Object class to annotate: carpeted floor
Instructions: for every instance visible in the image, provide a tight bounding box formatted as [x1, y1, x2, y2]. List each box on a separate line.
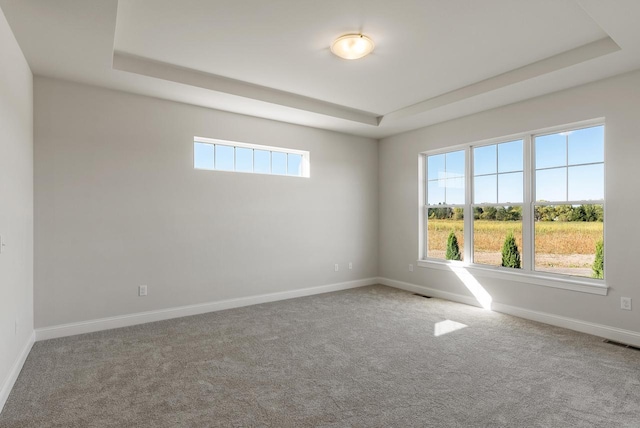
[1, 285, 639, 427]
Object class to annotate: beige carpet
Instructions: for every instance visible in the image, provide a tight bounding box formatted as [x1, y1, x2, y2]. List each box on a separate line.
[1, 285, 639, 427]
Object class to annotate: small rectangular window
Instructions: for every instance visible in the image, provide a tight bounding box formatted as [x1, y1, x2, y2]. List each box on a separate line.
[194, 137, 309, 177]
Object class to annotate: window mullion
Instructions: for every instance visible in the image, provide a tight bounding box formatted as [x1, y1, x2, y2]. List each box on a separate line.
[522, 135, 534, 271]
[565, 134, 569, 201]
[419, 155, 427, 260]
[495, 147, 499, 203]
[465, 146, 473, 263]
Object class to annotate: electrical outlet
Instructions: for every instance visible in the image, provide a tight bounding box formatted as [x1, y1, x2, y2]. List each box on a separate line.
[139, 285, 148, 297]
[334, 264, 339, 272]
[409, 264, 414, 272]
[349, 262, 353, 270]
[621, 297, 632, 311]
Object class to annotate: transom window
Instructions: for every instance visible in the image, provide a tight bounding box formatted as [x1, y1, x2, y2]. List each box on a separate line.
[194, 136, 310, 177]
[421, 121, 604, 282]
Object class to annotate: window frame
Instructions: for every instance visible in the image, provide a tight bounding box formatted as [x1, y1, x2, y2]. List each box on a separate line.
[194, 136, 310, 178]
[418, 118, 607, 296]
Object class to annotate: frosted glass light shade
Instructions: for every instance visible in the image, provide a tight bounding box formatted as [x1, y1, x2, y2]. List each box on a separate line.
[331, 34, 374, 60]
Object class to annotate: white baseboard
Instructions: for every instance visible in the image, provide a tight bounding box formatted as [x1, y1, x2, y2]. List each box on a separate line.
[378, 277, 482, 308]
[491, 302, 640, 348]
[378, 277, 640, 348]
[0, 331, 35, 414]
[36, 278, 378, 341]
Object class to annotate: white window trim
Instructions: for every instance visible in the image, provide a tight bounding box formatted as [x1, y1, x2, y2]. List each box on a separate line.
[418, 118, 607, 296]
[194, 136, 310, 178]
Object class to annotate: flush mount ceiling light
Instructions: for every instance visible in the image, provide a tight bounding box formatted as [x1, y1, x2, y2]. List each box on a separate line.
[331, 34, 375, 60]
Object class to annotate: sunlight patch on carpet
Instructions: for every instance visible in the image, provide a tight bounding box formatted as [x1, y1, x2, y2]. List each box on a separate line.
[434, 319, 468, 337]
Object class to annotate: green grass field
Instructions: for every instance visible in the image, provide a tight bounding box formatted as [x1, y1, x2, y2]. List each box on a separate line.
[427, 219, 603, 275]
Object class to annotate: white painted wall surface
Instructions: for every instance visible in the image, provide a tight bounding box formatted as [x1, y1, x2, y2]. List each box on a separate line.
[379, 70, 640, 333]
[0, 5, 33, 410]
[34, 78, 378, 328]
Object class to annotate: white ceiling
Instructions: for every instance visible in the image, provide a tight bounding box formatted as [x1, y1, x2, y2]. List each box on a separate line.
[2, 0, 640, 138]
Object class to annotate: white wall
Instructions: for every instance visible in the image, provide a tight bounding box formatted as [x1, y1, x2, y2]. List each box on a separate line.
[0, 5, 33, 411]
[379, 70, 640, 334]
[34, 77, 378, 329]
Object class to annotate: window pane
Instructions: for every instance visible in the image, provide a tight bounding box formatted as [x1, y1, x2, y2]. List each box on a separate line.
[445, 177, 465, 205]
[445, 150, 465, 178]
[474, 175, 496, 204]
[534, 204, 603, 278]
[272, 152, 287, 175]
[287, 153, 302, 176]
[427, 208, 464, 261]
[535, 133, 566, 169]
[568, 164, 604, 201]
[474, 145, 496, 176]
[427, 180, 445, 205]
[194, 142, 214, 169]
[568, 126, 604, 166]
[427, 154, 445, 180]
[498, 140, 523, 173]
[473, 206, 522, 268]
[536, 168, 566, 202]
[498, 172, 523, 204]
[254, 150, 270, 174]
[215, 145, 234, 171]
[235, 147, 253, 173]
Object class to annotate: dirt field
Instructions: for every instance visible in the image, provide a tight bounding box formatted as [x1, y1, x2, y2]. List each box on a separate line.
[427, 219, 602, 278]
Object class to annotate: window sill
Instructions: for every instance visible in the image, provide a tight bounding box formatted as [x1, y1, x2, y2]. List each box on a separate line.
[416, 259, 608, 296]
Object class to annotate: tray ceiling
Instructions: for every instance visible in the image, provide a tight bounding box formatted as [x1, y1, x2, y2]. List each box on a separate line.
[2, 0, 640, 138]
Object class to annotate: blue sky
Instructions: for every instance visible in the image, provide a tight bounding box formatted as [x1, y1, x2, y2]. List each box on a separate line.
[535, 125, 604, 201]
[427, 125, 604, 205]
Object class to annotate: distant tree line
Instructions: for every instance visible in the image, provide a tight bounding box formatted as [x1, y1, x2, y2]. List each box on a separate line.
[533, 204, 603, 222]
[474, 206, 522, 221]
[429, 204, 603, 222]
[429, 207, 464, 220]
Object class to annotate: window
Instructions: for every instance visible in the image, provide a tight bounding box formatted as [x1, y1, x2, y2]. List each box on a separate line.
[533, 126, 604, 277]
[193, 136, 310, 177]
[421, 121, 604, 285]
[425, 150, 465, 260]
[473, 140, 523, 268]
